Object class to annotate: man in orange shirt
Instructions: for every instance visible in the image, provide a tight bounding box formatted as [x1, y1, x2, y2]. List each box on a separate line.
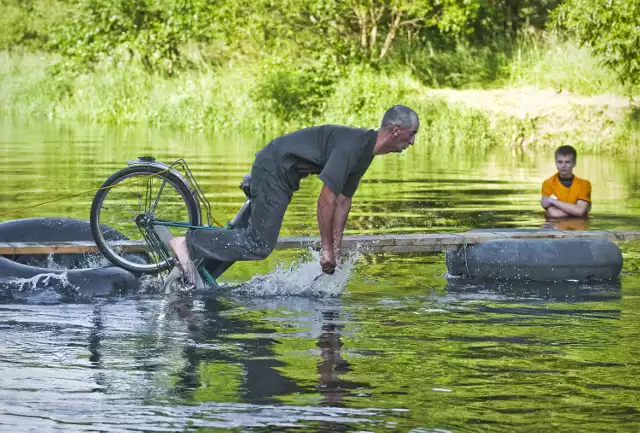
[541, 145, 591, 218]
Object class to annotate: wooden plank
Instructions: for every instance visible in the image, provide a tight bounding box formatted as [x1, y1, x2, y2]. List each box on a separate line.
[1, 230, 640, 255]
[0, 240, 148, 255]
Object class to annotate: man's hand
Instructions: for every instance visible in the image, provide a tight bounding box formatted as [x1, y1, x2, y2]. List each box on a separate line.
[321, 249, 336, 274]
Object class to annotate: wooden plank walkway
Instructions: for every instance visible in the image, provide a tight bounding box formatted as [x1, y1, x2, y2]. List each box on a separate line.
[1, 230, 639, 256]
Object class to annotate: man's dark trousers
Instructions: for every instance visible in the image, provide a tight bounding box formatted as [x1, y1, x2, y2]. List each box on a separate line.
[185, 158, 292, 272]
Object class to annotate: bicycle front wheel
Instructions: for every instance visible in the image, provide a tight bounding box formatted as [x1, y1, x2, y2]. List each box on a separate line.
[90, 165, 201, 274]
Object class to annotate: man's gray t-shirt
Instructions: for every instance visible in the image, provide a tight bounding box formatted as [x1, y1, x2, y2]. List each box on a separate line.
[255, 125, 377, 197]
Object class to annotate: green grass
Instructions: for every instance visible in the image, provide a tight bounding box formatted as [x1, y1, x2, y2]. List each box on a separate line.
[613, 108, 640, 153]
[505, 35, 626, 96]
[0, 37, 637, 154]
[395, 34, 628, 97]
[0, 52, 516, 152]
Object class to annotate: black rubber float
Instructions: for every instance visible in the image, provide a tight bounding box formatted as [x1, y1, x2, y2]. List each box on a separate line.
[0, 218, 149, 302]
[446, 229, 623, 282]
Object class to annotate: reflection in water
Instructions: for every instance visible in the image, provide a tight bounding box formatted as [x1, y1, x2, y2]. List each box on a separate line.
[88, 303, 103, 367]
[1, 116, 639, 237]
[186, 296, 303, 404]
[541, 217, 591, 231]
[0, 266, 638, 431]
[446, 278, 622, 303]
[316, 307, 357, 407]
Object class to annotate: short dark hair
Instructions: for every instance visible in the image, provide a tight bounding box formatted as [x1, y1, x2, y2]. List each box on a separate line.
[555, 145, 577, 160]
[381, 105, 418, 129]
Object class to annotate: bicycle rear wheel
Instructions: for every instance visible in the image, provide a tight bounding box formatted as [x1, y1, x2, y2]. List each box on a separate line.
[90, 165, 201, 274]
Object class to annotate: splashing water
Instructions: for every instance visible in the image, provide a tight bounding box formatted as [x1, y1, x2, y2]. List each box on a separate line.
[228, 247, 362, 298]
[137, 274, 163, 294]
[0, 272, 79, 303]
[1, 247, 363, 302]
[44, 253, 66, 270]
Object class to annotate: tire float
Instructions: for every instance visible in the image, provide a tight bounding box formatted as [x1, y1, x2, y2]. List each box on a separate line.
[0, 218, 150, 302]
[446, 229, 623, 282]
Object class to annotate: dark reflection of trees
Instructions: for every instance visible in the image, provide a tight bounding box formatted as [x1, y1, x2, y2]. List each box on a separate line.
[620, 108, 640, 195]
[346, 180, 543, 233]
[171, 296, 304, 404]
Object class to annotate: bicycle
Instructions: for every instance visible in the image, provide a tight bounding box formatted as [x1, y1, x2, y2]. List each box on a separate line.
[90, 156, 252, 290]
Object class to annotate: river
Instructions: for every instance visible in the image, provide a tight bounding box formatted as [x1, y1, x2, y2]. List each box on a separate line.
[1, 118, 639, 432]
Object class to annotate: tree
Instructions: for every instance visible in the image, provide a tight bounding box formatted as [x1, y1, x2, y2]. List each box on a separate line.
[0, 0, 66, 51]
[49, 0, 223, 73]
[291, 0, 484, 61]
[554, 0, 640, 96]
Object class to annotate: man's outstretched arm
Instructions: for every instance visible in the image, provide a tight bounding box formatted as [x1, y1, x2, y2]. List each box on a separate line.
[332, 194, 352, 260]
[317, 184, 338, 274]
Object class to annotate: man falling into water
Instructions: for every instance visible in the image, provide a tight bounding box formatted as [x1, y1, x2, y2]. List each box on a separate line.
[169, 105, 420, 284]
[541, 145, 591, 219]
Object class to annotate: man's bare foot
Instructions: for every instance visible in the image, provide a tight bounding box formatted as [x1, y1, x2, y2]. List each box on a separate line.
[168, 237, 197, 285]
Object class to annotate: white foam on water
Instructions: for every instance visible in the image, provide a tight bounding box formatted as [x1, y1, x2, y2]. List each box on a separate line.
[1, 272, 80, 304]
[10, 272, 73, 292]
[228, 247, 362, 298]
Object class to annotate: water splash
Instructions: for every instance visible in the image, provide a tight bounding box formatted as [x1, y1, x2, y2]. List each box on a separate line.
[79, 252, 116, 269]
[44, 253, 66, 270]
[137, 273, 163, 294]
[228, 247, 362, 298]
[14, 252, 112, 270]
[9, 272, 73, 291]
[0, 272, 79, 303]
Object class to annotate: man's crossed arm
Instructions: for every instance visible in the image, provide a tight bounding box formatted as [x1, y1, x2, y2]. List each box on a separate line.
[541, 196, 590, 218]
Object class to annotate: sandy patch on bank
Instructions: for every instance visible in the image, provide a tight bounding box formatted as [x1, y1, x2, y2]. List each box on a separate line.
[425, 86, 631, 119]
[425, 86, 637, 149]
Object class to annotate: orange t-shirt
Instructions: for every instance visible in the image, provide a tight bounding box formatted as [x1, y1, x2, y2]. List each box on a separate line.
[541, 173, 591, 204]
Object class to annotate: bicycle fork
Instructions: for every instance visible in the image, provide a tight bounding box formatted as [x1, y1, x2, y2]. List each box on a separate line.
[135, 215, 218, 289]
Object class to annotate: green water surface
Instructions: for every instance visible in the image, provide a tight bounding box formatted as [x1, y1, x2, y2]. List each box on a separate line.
[0, 118, 639, 432]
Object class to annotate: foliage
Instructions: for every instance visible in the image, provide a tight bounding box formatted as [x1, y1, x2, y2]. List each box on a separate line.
[252, 57, 340, 125]
[1, 0, 576, 73]
[472, 0, 563, 40]
[1, 0, 638, 155]
[297, 0, 480, 61]
[554, 0, 640, 95]
[393, 41, 510, 88]
[505, 35, 624, 95]
[3, 51, 636, 155]
[322, 64, 419, 126]
[48, 0, 228, 73]
[0, 0, 65, 51]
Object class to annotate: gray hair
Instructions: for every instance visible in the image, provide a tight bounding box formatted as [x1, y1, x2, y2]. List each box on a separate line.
[380, 105, 418, 129]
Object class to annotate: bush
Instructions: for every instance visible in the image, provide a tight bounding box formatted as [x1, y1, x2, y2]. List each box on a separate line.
[322, 65, 419, 126]
[252, 58, 339, 125]
[554, 0, 640, 95]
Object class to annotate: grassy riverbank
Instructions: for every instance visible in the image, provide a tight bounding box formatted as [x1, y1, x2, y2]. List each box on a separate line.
[1, 38, 638, 154]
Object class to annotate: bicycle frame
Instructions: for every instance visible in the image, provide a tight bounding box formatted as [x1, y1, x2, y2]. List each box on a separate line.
[126, 156, 251, 288]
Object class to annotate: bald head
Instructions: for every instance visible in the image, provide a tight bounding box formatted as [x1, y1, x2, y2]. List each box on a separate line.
[380, 105, 419, 130]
